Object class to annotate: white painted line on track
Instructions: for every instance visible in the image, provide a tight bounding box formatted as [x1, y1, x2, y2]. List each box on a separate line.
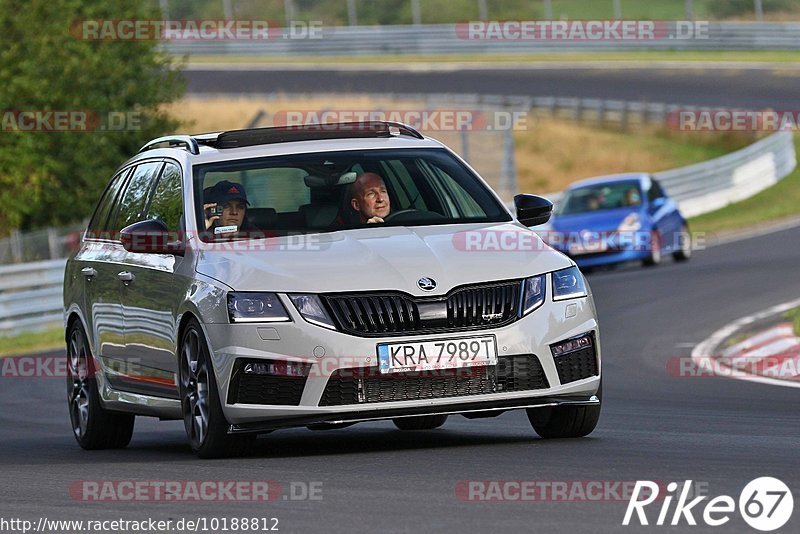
[692, 298, 800, 389]
[721, 324, 796, 357]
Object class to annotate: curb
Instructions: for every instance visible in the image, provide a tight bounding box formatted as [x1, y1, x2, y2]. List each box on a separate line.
[691, 298, 800, 388]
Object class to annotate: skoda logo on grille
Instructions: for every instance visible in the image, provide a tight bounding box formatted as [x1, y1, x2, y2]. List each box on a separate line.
[417, 277, 437, 291]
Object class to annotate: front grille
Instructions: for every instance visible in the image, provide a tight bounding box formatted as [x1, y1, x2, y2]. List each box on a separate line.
[227, 359, 308, 406]
[554, 346, 599, 384]
[319, 354, 548, 406]
[323, 280, 523, 337]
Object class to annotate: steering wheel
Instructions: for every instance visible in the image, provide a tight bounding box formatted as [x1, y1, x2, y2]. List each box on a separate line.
[382, 209, 417, 222]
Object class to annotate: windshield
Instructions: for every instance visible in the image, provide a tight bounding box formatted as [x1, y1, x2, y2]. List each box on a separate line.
[193, 148, 511, 240]
[557, 180, 642, 216]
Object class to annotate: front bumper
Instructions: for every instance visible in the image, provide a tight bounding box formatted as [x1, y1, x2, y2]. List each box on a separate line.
[201, 288, 601, 427]
[569, 248, 650, 268]
[548, 229, 653, 268]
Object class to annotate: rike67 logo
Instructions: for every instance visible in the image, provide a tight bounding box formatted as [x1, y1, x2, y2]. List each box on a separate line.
[623, 478, 793, 531]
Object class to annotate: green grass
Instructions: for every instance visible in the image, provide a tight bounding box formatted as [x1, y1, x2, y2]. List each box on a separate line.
[185, 50, 800, 65]
[0, 327, 64, 358]
[689, 134, 800, 235]
[787, 307, 800, 336]
[514, 118, 754, 193]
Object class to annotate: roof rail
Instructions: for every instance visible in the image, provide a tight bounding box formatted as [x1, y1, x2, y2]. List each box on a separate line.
[382, 121, 424, 139]
[208, 121, 424, 149]
[139, 135, 200, 155]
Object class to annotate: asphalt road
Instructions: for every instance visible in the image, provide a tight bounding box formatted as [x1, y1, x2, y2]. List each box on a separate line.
[184, 66, 800, 108]
[2, 226, 799, 533]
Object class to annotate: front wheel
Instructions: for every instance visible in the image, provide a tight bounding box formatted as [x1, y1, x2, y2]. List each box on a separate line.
[642, 230, 662, 267]
[393, 415, 448, 430]
[527, 382, 601, 439]
[179, 319, 252, 458]
[672, 224, 692, 262]
[66, 321, 134, 450]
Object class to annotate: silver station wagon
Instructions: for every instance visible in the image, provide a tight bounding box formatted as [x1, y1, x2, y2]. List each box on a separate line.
[63, 122, 602, 458]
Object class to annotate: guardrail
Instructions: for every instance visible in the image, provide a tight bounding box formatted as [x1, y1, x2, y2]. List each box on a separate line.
[165, 22, 800, 56]
[540, 131, 796, 217]
[0, 224, 83, 265]
[0, 259, 65, 336]
[656, 131, 796, 218]
[1, 98, 795, 337]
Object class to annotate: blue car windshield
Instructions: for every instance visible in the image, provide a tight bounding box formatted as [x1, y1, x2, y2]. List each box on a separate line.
[557, 181, 642, 215]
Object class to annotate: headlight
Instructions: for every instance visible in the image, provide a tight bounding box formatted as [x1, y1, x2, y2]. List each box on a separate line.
[227, 292, 291, 323]
[618, 212, 641, 232]
[552, 266, 588, 301]
[520, 275, 546, 316]
[289, 294, 336, 330]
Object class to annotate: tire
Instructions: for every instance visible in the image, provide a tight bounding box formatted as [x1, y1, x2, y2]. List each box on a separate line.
[66, 321, 135, 450]
[179, 319, 252, 458]
[392, 414, 448, 430]
[672, 224, 692, 262]
[642, 230, 662, 267]
[527, 382, 601, 439]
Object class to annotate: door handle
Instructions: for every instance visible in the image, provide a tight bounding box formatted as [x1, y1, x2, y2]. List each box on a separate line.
[117, 271, 135, 283]
[80, 267, 97, 279]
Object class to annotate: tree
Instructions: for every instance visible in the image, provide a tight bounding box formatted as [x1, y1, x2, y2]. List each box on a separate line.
[0, 0, 184, 233]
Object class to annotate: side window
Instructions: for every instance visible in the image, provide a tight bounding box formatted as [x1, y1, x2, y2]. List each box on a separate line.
[88, 167, 131, 238]
[648, 179, 665, 203]
[146, 162, 183, 231]
[111, 161, 163, 232]
[202, 168, 309, 212]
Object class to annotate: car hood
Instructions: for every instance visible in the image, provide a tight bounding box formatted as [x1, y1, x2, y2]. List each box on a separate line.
[551, 207, 643, 233]
[195, 222, 572, 296]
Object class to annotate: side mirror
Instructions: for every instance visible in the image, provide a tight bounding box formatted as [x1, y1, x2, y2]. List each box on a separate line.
[120, 219, 185, 255]
[514, 194, 553, 227]
[650, 197, 666, 210]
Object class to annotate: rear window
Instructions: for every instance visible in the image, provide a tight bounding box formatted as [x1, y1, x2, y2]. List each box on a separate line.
[193, 148, 510, 240]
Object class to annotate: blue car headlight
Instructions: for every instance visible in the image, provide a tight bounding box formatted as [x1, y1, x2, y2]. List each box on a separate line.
[520, 275, 546, 316]
[552, 266, 588, 301]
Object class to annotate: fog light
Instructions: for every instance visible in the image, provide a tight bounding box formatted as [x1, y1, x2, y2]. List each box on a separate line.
[242, 361, 311, 378]
[551, 333, 593, 357]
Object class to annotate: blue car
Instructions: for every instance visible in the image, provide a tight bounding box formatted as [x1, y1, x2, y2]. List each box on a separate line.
[546, 173, 691, 269]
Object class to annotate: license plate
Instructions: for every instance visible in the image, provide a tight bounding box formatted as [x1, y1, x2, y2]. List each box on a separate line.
[377, 335, 497, 374]
[569, 240, 608, 256]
